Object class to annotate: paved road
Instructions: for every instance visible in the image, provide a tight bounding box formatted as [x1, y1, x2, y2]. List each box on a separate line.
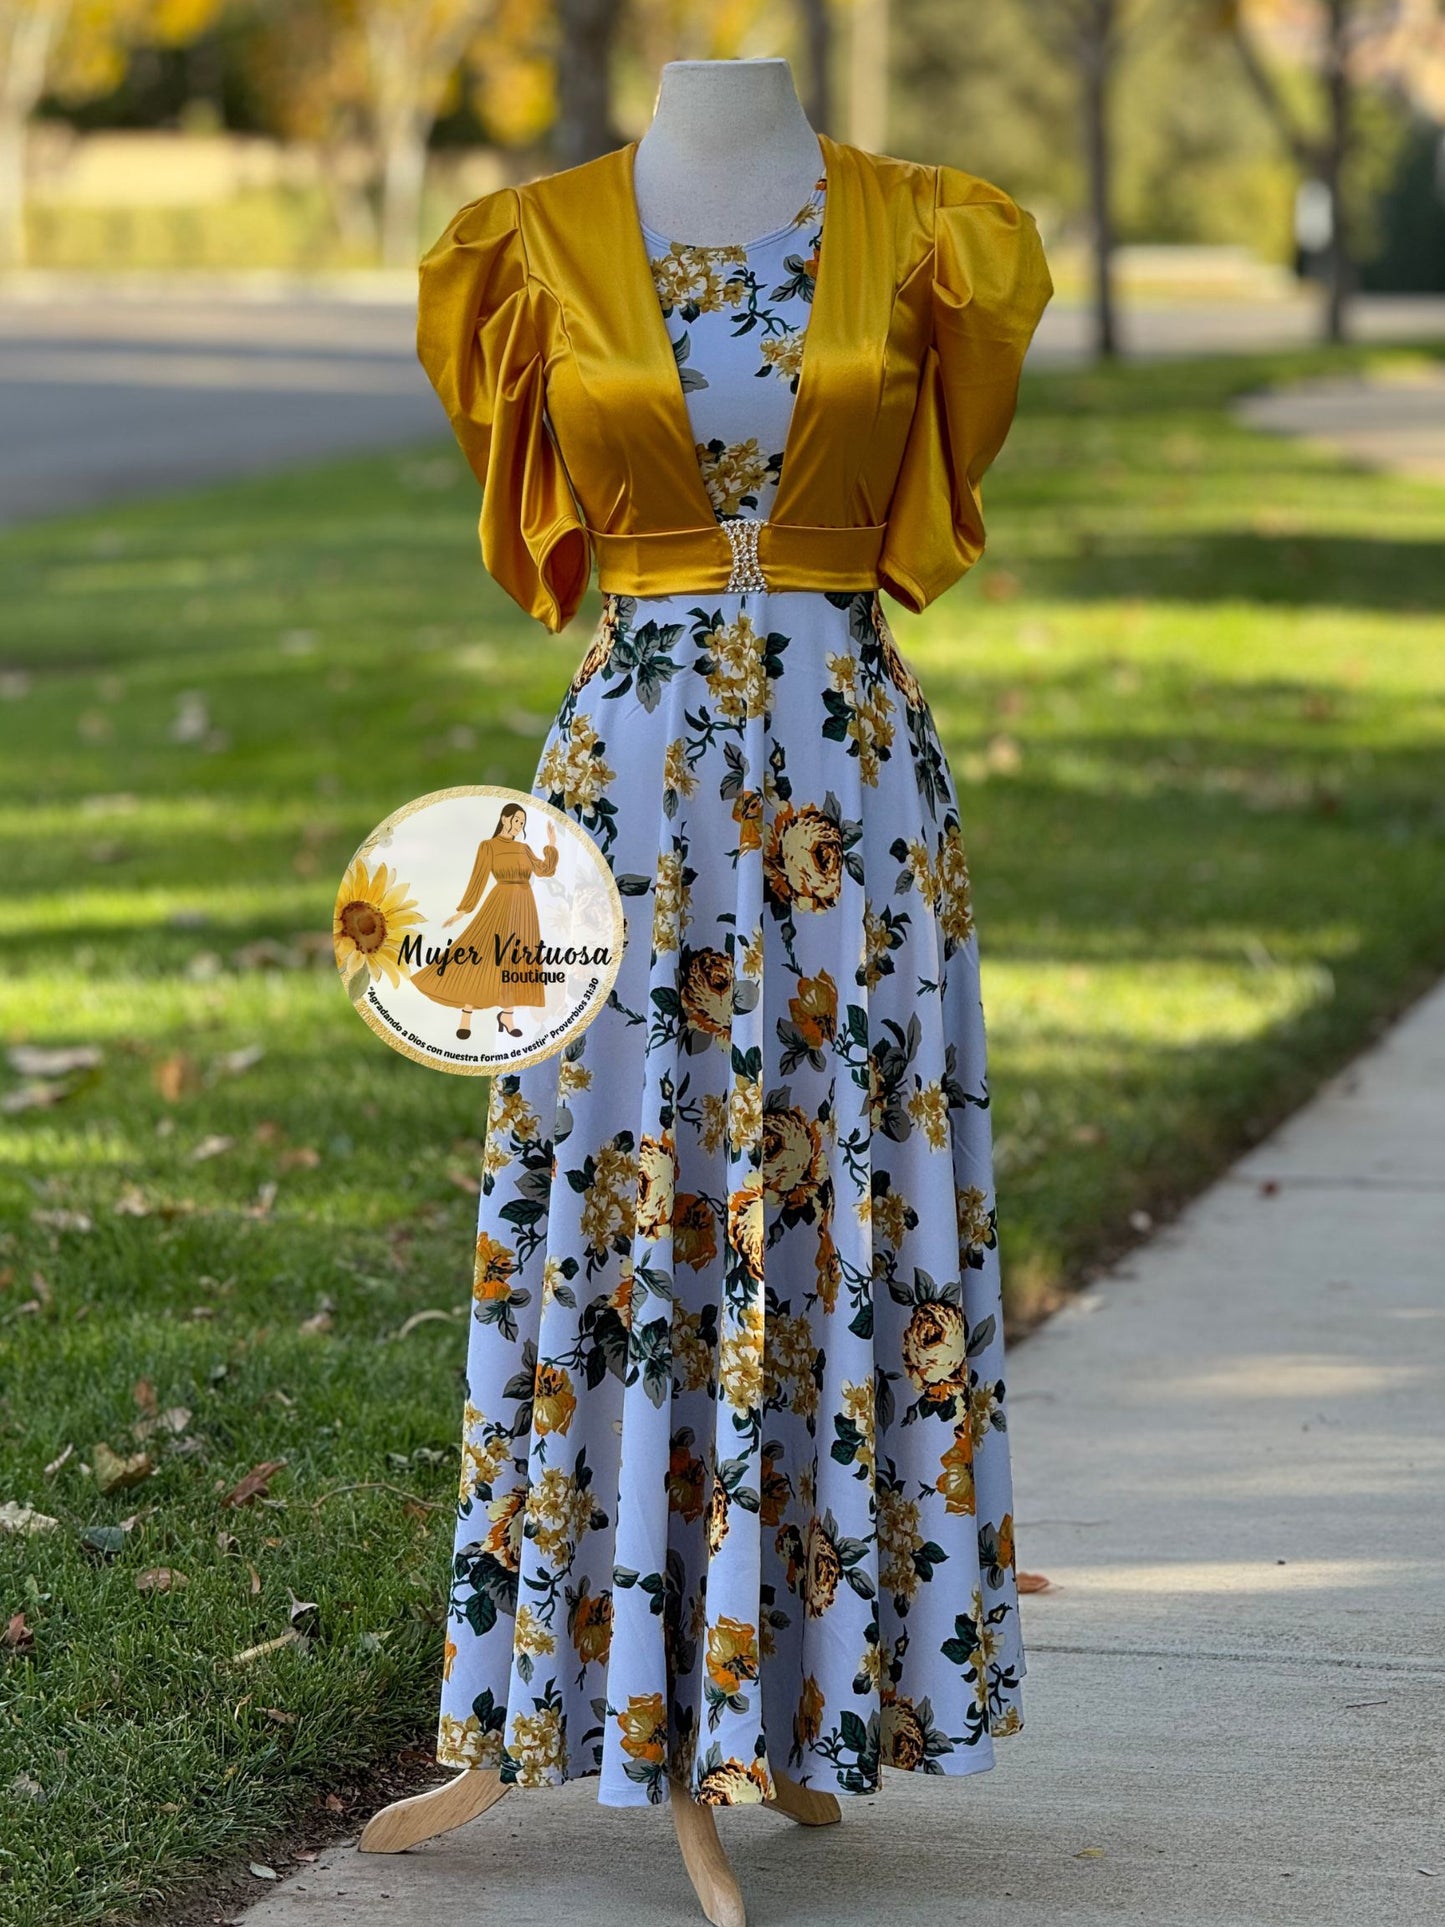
[218, 977, 1445, 1925]
[0, 292, 437, 526]
[1, 285, 1442, 527]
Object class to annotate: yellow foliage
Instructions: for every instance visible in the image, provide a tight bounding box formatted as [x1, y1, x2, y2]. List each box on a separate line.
[474, 48, 554, 145]
[44, 0, 225, 102]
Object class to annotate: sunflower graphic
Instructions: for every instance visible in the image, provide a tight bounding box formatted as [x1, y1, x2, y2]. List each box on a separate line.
[334, 855, 425, 998]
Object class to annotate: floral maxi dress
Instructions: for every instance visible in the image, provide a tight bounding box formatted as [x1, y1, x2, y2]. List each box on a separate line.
[435, 167, 1027, 1806]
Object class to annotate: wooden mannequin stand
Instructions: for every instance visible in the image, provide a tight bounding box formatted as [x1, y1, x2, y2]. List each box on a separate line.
[358, 1764, 841, 1927]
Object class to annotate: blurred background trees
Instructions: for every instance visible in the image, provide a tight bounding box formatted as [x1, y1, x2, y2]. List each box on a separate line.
[1, 0, 1442, 339]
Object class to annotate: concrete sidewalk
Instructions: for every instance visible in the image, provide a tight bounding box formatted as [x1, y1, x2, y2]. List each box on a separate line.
[224, 978, 1445, 1927]
[1235, 363, 1445, 484]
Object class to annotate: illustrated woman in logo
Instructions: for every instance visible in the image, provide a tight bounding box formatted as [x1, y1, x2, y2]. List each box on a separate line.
[409, 802, 559, 1041]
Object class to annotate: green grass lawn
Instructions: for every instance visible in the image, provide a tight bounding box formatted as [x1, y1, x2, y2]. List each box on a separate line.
[2, 337, 1444, 1925]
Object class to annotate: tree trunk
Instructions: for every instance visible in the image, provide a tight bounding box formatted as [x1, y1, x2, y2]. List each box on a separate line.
[848, 0, 889, 153]
[0, 103, 26, 273]
[798, 0, 832, 132]
[555, 0, 622, 170]
[0, 0, 67, 273]
[378, 114, 428, 268]
[1321, 0, 1353, 344]
[1081, 0, 1118, 361]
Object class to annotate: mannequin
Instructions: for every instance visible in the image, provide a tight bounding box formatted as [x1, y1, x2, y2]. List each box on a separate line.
[364, 59, 844, 1927]
[630, 57, 823, 249]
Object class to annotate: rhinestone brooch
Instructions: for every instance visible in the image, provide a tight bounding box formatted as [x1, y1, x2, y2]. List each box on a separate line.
[722, 516, 768, 593]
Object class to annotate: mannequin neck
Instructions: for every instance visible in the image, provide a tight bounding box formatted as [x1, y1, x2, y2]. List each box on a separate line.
[632, 58, 822, 248]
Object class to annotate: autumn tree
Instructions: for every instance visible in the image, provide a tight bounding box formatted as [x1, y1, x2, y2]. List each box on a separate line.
[1228, 0, 1445, 339]
[1018, 0, 1197, 358]
[0, 0, 220, 269]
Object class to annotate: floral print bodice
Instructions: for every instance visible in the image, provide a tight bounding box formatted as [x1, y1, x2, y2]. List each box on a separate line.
[642, 172, 826, 525]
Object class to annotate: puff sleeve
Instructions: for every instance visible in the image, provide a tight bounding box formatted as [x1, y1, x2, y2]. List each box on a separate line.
[416, 188, 591, 633]
[877, 165, 1053, 615]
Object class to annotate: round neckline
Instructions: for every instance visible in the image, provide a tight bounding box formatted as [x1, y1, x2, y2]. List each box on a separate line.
[640, 180, 826, 254]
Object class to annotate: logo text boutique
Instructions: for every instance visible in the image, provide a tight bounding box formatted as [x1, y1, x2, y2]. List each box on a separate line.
[395, 928, 614, 990]
[333, 785, 626, 1077]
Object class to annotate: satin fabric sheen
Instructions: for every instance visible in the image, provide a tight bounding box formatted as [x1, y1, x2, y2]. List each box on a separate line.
[416, 131, 1053, 633]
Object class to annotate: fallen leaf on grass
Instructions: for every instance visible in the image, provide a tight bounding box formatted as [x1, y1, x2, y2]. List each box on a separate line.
[91, 1442, 155, 1495]
[980, 568, 1021, 602]
[190, 1134, 234, 1162]
[392, 1308, 462, 1341]
[386, 1447, 451, 1471]
[228, 1629, 304, 1667]
[247, 1181, 279, 1219]
[4, 1611, 35, 1654]
[80, 1525, 127, 1557]
[232, 939, 288, 970]
[213, 1045, 265, 1077]
[262, 1707, 297, 1726]
[277, 1145, 321, 1172]
[8, 1044, 103, 1077]
[248, 1564, 261, 1596]
[135, 1567, 187, 1593]
[221, 1460, 288, 1507]
[32, 1209, 93, 1234]
[114, 1186, 153, 1217]
[153, 1053, 202, 1101]
[248, 1863, 278, 1881]
[287, 1590, 320, 1639]
[170, 691, 210, 744]
[298, 1294, 335, 1334]
[132, 1406, 192, 1442]
[134, 1377, 157, 1416]
[1, 1081, 74, 1114]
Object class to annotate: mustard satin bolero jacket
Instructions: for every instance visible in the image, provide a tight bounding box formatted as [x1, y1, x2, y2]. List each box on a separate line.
[416, 130, 1054, 634]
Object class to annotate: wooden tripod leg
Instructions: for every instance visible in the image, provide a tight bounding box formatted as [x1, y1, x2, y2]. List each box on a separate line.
[763, 1765, 841, 1827]
[669, 1777, 747, 1927]
[357, 1767, 509, 1853]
